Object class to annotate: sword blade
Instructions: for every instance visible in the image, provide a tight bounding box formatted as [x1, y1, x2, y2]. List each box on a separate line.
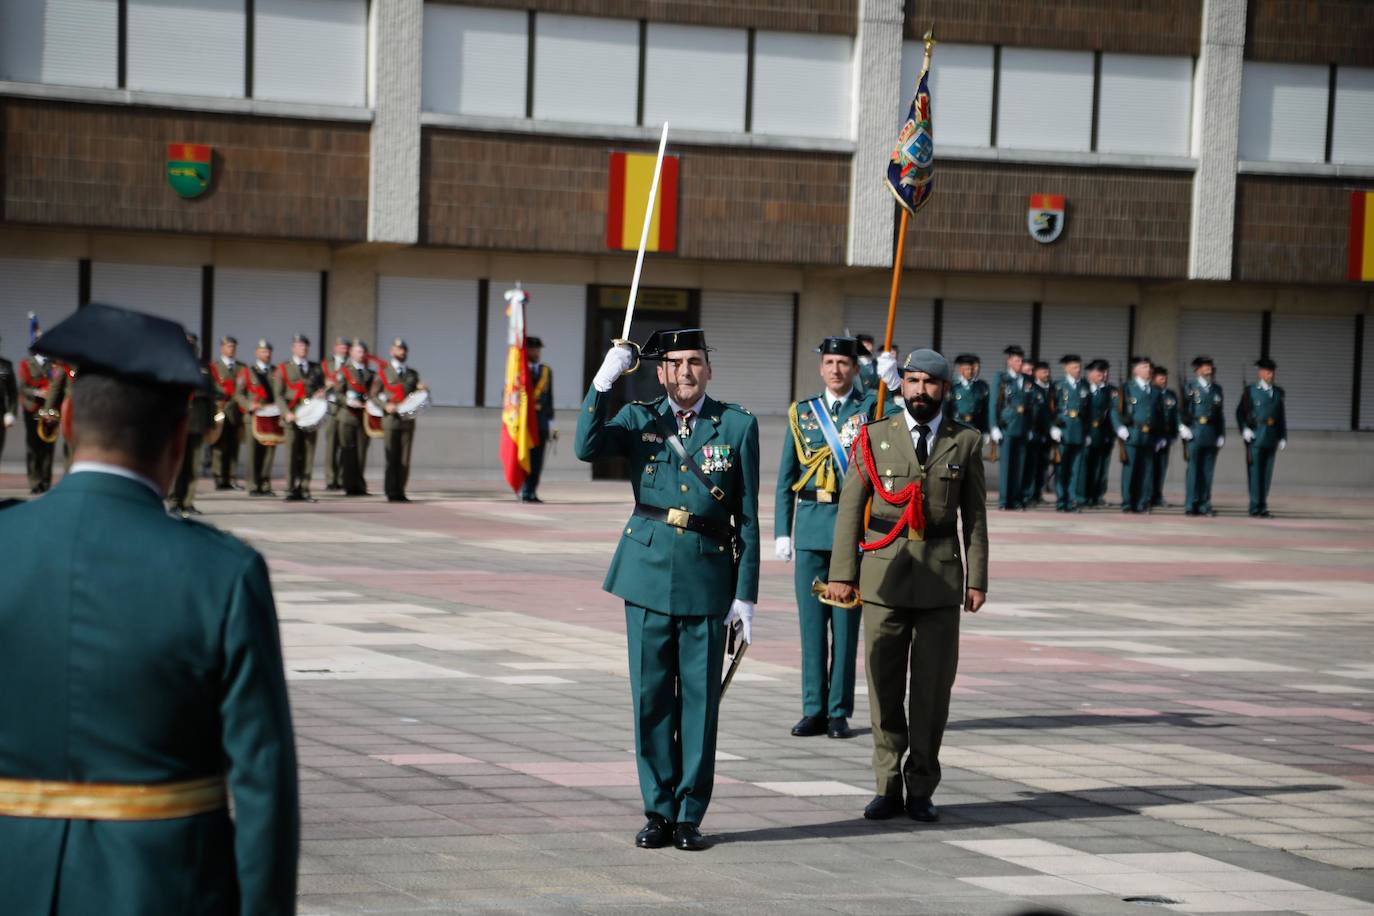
[621, 122, 670, 342]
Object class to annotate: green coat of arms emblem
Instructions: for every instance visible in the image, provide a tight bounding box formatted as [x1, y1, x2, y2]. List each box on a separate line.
[166, 143, 212, 198]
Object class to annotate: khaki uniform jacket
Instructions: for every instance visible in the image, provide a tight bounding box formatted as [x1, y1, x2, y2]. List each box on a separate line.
[830, 414, 989, 609]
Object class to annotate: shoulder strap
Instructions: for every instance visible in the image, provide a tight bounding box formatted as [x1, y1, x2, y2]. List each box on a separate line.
[655, 411, 725, 502]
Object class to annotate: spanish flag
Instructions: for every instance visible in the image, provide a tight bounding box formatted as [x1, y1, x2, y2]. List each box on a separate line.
[499, 287, 540, 493]
[606, 152, 678, 252]
[1350, 191, 1374, 282]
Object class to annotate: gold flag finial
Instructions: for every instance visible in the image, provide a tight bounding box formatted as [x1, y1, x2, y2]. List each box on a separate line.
[922, 27, 937, 70]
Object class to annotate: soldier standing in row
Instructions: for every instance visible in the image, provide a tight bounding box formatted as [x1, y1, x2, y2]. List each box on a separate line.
[19, 336, 55, 494]
[1180, 356, 1225, 517]
[1113, 356, 1166, 514]
[42, 359, 76, 475]
[167, 332, 215, 517]
[947, 354, 989, 442]
[374, 338, 425, 503]
[336, 339, 375, 497]
[989, 345, 1032, 510]
[1049, 354, 1090, 512]
[775, 337, 892, 741]
[0, 335, 15, 458]
[1083, 359, 1116, 507]
[1237, 358, 1286, 518]
[238, 340, 279, 497]
[1022, 360, 1052, 508]
[278, 334, 325, 503]
[575, 329, 759, 852]
[520, 336, 555, 504]
[321, 336, 349, 491]
[1151, 365, 1180, 508]
[824, 349, 988, 824]
[209, 335, 245, 490]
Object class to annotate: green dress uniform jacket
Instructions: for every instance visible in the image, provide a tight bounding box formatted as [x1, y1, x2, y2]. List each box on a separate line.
[946, 378, 990, 434]
[575, 386, 759, 825]
[1050, 375, 1091, 509]
[1111, 379, 1165, 512]
[774, 387, 876, 720]
[829, 413, 988, 800]
[1022, 382, 1052, 506]
[990, 370, 1033, 509]
[1151, 386, 1180, 507]
[1236, 382, 1287, 515]
[275, 359, 324, 499]
[0, 471, 298, 915]
[373, 362, 422, 501]
[236, 362, 279, 494]
[1181, 379, 1225, 515]
[1084, 382, 1116, 505]
[209, 357, 246, 487]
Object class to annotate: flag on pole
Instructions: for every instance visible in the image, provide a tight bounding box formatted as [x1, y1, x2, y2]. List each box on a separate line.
[1350, 191, 1374, 282]
[499, 286, 541, 493]
[886, 58, 935, 215]
[28, 312, 40, 346]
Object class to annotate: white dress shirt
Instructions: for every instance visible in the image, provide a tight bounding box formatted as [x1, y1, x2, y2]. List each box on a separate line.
[902, 408, 943, 463]
[69, 461, 163, 499]
[823, 386, 856, 414]
[667, 394, 706, 434]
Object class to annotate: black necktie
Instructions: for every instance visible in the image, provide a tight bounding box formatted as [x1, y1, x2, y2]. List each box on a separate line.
[916, 424, 930, 466]
[829, 399, 840, 419]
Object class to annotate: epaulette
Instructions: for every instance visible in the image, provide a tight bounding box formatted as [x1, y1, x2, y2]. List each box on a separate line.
[723, 402, 751, 416]
[947, 416, 978, 434]
[631, 396, 666, 407]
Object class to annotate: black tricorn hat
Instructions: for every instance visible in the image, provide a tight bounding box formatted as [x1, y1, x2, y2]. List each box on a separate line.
[1060, 353, 1082, 365]
[1003, 345, 1025, 357]
[1191, 355, 1214, 368]
[525, 336, 544, 349]
[34, 302, 212, 393]
[1255, 357, 1277, 371]
[640, 328, 712, 360]
[1131, 354, 1152, 367]
[1033, 360, 1050, 371]
[816, 336, 861, 360]
[1087, 359, 1109, 371]
[954, 353, 978, 365]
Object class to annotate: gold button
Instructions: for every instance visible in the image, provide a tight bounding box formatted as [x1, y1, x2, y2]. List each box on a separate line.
[680, 484, 688, 492]
[626, 528, 632, 535]
[680, 464, 688, 472]
[718, 545, 725, 552]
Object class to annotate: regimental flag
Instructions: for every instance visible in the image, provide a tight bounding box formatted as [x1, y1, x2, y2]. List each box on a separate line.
[166, 143, 212, 199]
[606, 152, 679, 252]
[499, 286, 541, 493]
[1349, 191, 1374, 282]
[28, 312, 40, 346]
[886, 65, 934, 215]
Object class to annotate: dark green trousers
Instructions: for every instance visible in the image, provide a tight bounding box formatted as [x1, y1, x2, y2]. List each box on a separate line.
[249, 438, 276, 494]
[284, 424, 318, 497]
[323, 409, 343, 488]
[1247, 446, 1277, 514]
[24, 412, 54, 491]
[1086, 441, 1113, 504]
[794, 549, 860, 719]
[997, 437, 1026, 509]
[213, 416, 243, 486]
[1055, 443, 1086, 508]
[864, 602, 960, 800]
[1120, 444, 1154, 512]
[1151, 445, 1171, 506]
[169, 432, 203, 509]
[625, 604, 726, 825]
[382, 416, 415, 500]
[1185, 445, 1218, 514]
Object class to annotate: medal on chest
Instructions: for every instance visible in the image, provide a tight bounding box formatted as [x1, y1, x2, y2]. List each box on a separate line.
[838, 414, 862, 450]
[703, 445, 733, 473]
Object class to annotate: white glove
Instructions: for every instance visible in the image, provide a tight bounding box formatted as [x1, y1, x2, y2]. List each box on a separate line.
[1242, 428, 1255, 444]
[981, 433, 989, 448]
[1, 412, 12, 429]
[1278, 439, 1286, 451]
[1179, 425, 1193, 442]
[991, 427, 1003, 444]
[725, 599, 754, 645]
[875, 351, 901, 391]
[1049, 426, 1062, 443]
[1154, 439, 1168, 452]
[1217, 436, 1225, 448]
[774, 536, 793, 562]
[592, 345, 635, 392]
[1116, 426, 1129, 441]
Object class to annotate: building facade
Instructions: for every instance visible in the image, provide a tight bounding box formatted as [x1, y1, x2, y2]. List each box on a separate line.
[2, 0, 1372, 481]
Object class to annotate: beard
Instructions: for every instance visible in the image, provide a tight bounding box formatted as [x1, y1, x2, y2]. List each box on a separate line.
[905, 392, 943, 423]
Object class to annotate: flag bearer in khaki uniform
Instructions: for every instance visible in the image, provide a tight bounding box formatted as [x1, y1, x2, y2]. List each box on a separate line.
[0, 302, 297, 916]
[276, 334, 325, 502]
[775, 337, 895, 740]
[321, 336, 349, 491]
[168, 332, 215, 517]
[575, 329, 760, 852]
[372, 337, 426, 503]
[824, 349, 988, 824]
[335, 339, 376, 496]
[237, 340, 280, 497]
[209, 336, 245, 490]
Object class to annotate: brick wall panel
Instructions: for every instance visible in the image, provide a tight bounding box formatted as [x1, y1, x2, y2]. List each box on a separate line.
[1246, 0, 1374, 67]
[1, 100, 369, 240]
[1234, 176, 1374, 284]
[431, 0, 856, 34]
[904, 161, 1192, 279]
[906, 0, 1200, 56]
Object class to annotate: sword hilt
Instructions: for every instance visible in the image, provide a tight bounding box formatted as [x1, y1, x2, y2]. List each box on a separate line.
[611, 338, 642, 375]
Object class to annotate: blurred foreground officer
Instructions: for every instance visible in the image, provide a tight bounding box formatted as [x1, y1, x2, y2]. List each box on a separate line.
[824, 349, 987, 823]
[321, 337, 349, 491]
[1049, 355, 1089, 511]
[1150, 365, 1180, 508]
[1237, 358, 1286, 518]
[1113, 356, 1166, 514]
[575, 329, 759, 852]
[237, 340, 279, 497]
[776, 337, 892, 740]
[0, 303, 298, 915]
[1180, 356, 1225, 517]
[989, 345, 1032, 509]
[374, 337, 426, 503]
[521, 337, 555, 503]
[167, 332, 215, 517]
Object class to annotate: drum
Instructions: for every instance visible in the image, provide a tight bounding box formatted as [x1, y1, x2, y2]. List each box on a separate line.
[398, 389, 431, 418]
[364, 400, 386, 439]
[293, 398, 328, 431]
[252, 404, 286, 446]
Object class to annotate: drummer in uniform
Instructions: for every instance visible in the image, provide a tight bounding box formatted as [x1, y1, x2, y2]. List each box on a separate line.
[321, 336, 349, 491]
[18, 335, 56, 495]
[336, 339, 376, 496]
[276, 334, 326, 503]
[167, 332, 215, 517]
[209, 336, 246, 490]
[372, 337, 426, 503]
[236, 339, 279, 497]
[41, 359, 76, 476]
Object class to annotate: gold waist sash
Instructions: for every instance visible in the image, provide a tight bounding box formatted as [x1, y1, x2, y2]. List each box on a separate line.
[0, 775, 227, 821]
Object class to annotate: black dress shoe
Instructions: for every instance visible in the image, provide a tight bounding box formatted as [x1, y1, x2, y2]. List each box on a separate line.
[325, 483, 340, 491]
[526, 495, 544, 504]
[906, 796, 939, 822]
[184, 506, 203, 516]
[791, 715, 827, 737]
[283, 492, 305, 502]
[673, 822, 706, 851]
[387, 495, 410, 503]
[827, 716, 852, 739]
[635, 815, 672, 849]
[214, 483, 233, 491]
[1204, 509, 1218, 517]
[1258, 510, 1273, 518]
[863, 794, 903, 820]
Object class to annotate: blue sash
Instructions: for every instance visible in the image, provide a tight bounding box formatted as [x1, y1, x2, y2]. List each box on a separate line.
[809, 397, 850, 478]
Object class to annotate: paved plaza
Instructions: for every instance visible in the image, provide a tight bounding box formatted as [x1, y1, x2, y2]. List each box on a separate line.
[5, 471, 1374, 915]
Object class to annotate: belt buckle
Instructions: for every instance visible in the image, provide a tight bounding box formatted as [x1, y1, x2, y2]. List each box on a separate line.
[709, 485, 726, 501]
[816, 490, 833, 504]
[666, 507, 690, 528]
[1198, 417, 1208, 424]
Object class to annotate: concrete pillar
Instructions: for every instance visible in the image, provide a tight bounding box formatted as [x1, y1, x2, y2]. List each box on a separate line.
[846, 0, 904, 268]
[1137, 293, 1182, 376]
[367, 0, 422, 245]
[327, 251, 379, 347]
[1188, 0, 1247, 280]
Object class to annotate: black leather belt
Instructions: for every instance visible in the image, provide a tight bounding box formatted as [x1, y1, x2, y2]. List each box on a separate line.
[796, 490, 836, 504]
[867, 515, 957, 540]
[633, 504, 734, 543]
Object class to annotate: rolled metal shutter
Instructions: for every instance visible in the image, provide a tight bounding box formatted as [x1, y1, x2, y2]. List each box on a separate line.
[92, 262, 201, 331]
[842, 296, 934, 354]
[700, 291, 793, 413]
[1040, 304, 1130, 377]
[0, 257, 79, 363]
[1270, 313, 1354, 431]
[378, 277, 480, 407]
[213, 268, 320, 365]
[483, 281, 586, 410]
[1176, 309, 1262, 394]
[941, 301, 1032, 369]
